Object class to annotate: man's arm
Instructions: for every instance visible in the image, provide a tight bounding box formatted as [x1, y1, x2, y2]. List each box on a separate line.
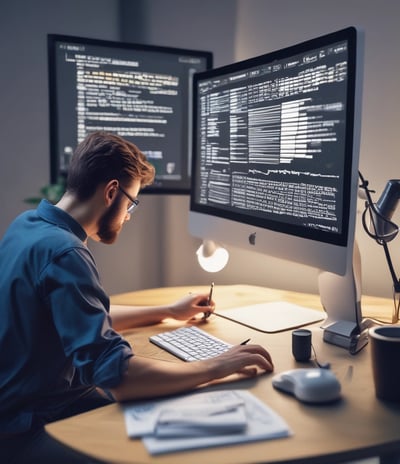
[109, 344, 274, 401]
[110, 292, 214, 331]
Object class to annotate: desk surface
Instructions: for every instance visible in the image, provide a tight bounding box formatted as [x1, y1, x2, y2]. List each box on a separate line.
[47, 285, 400, 464]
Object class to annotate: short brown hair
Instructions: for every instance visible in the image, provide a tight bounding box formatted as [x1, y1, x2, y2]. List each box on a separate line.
[67, 131, 155, 200]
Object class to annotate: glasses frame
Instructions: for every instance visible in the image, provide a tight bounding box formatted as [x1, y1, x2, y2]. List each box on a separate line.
[118, 186, 139, 214]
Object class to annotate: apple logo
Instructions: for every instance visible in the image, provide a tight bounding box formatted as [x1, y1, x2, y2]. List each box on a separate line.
[248, 232, 256, 245]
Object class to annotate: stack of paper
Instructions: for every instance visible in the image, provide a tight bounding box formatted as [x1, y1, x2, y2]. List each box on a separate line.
[154, 400, 247, 437]
[123, 390, 291, 455]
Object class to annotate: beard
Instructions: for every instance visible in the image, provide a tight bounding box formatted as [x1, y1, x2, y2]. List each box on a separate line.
[96, 199, 125, 244]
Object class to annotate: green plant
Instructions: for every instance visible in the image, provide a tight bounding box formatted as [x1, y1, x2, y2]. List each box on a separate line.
[24, 177, 66, 205]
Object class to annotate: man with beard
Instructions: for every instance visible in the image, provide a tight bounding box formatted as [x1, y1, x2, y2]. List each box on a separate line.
[0, 131, 273, 463]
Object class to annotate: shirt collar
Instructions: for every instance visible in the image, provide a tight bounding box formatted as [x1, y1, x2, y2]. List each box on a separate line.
[37, 199, 88, 242]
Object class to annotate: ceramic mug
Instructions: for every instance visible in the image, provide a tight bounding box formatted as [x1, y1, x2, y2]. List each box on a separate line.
[369, 326, 400, 401]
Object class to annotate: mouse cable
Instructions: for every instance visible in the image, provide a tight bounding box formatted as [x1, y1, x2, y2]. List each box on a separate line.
[311, 344, 331, 370]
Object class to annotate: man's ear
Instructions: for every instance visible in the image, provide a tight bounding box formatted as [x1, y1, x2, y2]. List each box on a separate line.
[104, 180, 119, 206]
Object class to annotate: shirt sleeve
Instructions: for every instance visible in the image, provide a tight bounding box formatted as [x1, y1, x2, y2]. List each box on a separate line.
[40, 246, 133, 389]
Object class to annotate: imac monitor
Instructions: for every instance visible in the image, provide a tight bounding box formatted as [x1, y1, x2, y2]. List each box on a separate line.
[189, 27, 367, 352]
[48, 34, 212, 193]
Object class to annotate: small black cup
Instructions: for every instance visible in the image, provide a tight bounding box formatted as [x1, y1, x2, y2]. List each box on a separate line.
[370, 326, 400, 402]
[292, 329, 312, 362]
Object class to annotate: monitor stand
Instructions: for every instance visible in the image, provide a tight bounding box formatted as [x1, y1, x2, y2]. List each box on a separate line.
[319, 241, 371, 354]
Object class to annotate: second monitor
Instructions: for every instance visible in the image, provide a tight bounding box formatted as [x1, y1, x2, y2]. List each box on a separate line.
[48, 34, 212, 194]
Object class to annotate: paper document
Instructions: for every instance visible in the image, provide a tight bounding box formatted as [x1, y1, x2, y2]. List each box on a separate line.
[123, 389, 291, 455]
[155, 401, 247, 437]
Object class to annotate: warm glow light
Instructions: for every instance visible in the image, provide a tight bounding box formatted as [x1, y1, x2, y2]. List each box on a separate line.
[196, 240, 229, 273]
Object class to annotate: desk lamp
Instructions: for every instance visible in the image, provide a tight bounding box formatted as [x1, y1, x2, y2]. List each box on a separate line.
[196, 240, 229, 273]
[359, 172, 400, 321]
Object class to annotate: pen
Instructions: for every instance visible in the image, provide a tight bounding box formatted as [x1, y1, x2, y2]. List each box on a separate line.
[202, 282, 214, 319]
[207, 282, 214, 306]
[240, 338, 251, 345]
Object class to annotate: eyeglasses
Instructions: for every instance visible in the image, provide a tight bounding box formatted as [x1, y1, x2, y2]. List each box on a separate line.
[118, 186, 140, 214]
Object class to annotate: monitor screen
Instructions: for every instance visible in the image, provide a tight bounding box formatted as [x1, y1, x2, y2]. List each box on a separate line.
[189, 27, 366, 348]
[48, 34, 212, 193]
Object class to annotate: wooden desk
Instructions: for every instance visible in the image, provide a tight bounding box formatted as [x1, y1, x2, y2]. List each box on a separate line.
[47, 285, 400, 464]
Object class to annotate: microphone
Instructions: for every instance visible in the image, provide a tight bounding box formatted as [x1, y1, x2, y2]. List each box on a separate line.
[369, 179, 400, 242]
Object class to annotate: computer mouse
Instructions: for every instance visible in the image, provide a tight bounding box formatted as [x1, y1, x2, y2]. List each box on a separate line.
[272, 368, 341, 404]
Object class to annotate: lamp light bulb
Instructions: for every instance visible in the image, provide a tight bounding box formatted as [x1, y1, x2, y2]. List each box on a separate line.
[196, 240, 229, 273]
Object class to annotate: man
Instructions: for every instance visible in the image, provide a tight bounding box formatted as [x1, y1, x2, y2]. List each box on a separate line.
[0, 131, 273, 463]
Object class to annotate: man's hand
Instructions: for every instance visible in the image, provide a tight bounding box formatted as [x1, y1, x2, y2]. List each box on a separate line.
[168, 293, 215, 321]
[206, 343, 274, 379]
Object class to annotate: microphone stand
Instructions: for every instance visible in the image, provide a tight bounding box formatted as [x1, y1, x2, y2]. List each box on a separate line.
[358, 172, 400, 322]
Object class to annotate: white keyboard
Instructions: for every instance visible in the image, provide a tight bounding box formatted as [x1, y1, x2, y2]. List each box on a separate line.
[149, 326, 233, 362]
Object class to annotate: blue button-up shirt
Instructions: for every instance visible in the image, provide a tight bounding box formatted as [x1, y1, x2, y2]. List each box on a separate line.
[0, 200, 133, 434]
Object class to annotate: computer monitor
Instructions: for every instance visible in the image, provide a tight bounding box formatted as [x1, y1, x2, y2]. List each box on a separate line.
[48, 34, 212, 193]
[189, 27, 368, 352]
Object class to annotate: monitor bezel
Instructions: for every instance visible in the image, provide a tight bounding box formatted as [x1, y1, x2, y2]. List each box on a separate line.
[190, 26, 358, 246]
[48, 34, 213, 194]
